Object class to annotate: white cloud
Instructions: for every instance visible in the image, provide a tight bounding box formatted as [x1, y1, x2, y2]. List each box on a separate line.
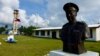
[0, 0, 19, 9]
[0, 0, 19, 25]
[0, 0, 48, 27]
[0, 7, 13, 24]
[18, 9, 48, 27]
[1, 0, 100, 27]
[19, 9, 29, 27]
[29, 14, 49, 27]
[43, 0, 100, 27]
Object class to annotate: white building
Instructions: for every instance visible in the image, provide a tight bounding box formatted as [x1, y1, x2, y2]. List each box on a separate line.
[33, 24, 100, 41]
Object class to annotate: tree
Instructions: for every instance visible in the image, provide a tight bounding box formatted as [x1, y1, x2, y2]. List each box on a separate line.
[25, 26, 37, 36]
[18, 26, 37, 36]
[18, 26, 26, 35]
[5, 25, 8, 29]
[0, 27, 6, 34]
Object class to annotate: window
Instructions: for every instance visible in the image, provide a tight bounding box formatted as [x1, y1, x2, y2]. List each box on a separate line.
[47, 31, 50, 36]
[90, 28, 93, 38]
[59, 30, 61, 37]
[36, 31, 39, 35]
[41, 31, 45, 36]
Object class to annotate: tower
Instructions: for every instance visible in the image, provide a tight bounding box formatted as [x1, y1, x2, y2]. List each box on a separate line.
[13, 10, 20, 35]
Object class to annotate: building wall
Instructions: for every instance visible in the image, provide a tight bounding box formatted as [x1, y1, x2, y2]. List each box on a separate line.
[34, 30, 51, 38]
[96, 27, 100, 41]
[49, 30, 60, 38]
[39, 31, 50, 38]
[33, 28, 98, 41]
[56, 30, 60, 38]
[33, 30, 60, 38]
[45, 30, 48, 37]
[49, 30, 52, 37]
[87, 28, 96, 41]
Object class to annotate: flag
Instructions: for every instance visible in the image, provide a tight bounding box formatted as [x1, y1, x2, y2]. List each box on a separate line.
[15, 18, 20, 22]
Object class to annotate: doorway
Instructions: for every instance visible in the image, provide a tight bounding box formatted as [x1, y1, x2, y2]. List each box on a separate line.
[52, 31, 57, 39]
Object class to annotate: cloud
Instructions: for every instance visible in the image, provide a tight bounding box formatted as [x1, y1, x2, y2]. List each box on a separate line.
[0, 0, 19, 25]
[18, 9, 29, 27]
[0, 0, 48, 27]
[1, 0, 100, 27]
[18, 9, 49, 27]
[29, 14, 49, 27]
[0, 0, 19, 9]
[42, 0, 100, 27]
[0, 7, 13, 24]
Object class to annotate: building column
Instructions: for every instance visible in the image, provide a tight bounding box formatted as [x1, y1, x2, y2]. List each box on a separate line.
[33, 31, 36, 36]
[45, 31, 48, 37]
[39, 31, 41, 37]
[50, 30, 52, 38]
[56, 30, 60, 38]
[96, 28, 100, 41]
[93, 29, 96, 41]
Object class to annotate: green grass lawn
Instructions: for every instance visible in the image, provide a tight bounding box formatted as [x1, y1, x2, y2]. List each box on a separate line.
[0, 34, 100, 56]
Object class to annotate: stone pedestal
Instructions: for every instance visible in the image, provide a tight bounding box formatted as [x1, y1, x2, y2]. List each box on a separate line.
[49, 50, 99, 56]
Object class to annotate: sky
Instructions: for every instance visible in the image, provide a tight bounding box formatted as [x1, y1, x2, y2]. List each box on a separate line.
[0, 0, 100, 27]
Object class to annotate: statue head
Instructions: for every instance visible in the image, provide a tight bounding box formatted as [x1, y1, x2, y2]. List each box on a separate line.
[63, 3, 79, 24]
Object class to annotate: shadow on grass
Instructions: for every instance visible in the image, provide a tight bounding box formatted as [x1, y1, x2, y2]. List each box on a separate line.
[33, 36, 61, 40]
[85, 40, 100, 42]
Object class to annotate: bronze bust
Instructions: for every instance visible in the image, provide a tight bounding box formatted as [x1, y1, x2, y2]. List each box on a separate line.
[60, 3, 90, 54]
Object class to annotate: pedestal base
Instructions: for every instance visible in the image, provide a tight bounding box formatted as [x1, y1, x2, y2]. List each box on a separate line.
[49, 50, 99, 56]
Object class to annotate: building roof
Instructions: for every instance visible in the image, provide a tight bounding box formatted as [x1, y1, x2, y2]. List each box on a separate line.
[34, 24, 100, 30]
[88, 24, 100, 28]
[34, 27, 62, 30]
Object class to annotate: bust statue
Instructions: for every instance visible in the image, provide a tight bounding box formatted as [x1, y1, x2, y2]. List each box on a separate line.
[60, 2, 90, 54]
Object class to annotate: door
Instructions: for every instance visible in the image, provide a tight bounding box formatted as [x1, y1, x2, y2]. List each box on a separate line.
[52, 31, 57, 39]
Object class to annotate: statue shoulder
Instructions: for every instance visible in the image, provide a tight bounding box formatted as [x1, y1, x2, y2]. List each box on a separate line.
[62, 23, 69, 28]
[77, 21, 87, 27]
